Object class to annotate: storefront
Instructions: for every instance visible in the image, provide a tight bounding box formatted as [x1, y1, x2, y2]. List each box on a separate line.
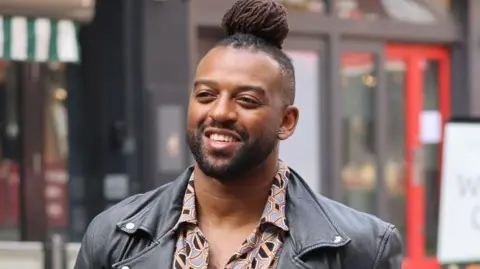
[135, 0, 480, 269]
[0, 0, 94, 242]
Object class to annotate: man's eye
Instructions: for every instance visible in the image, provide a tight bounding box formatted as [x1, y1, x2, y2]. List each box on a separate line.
[238, 97, 260, 106]
[195, 91, 216, 103]
[196, 91, 214, 98]
[239, 97, 254, 103]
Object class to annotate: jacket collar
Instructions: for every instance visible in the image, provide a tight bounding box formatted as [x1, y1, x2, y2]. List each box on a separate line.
[116, 165, 350, 256]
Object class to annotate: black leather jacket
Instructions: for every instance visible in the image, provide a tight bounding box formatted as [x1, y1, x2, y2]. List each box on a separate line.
[74, 167, 403, 269]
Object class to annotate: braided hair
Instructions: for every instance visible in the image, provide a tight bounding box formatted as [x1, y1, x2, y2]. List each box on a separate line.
[218, 0, 296, 105]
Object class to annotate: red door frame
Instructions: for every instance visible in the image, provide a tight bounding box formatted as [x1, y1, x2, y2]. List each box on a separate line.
[386, 45, 450, 269]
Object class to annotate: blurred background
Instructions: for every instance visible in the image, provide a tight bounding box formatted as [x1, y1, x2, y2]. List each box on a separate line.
[0, 0, 479, 268]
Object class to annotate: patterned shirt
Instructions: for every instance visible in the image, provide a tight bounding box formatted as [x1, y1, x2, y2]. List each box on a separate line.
[172, 162, 290, 269]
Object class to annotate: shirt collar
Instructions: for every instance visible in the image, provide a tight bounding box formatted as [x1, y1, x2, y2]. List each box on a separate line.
[172, 162, 290, 231]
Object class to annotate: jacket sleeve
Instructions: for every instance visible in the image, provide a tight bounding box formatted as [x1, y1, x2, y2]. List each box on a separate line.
[373, 226, 404, 269]
[74, 217, 103, 269]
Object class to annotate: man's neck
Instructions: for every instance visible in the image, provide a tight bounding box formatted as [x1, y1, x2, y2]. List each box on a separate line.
[194, 157, 278, 229]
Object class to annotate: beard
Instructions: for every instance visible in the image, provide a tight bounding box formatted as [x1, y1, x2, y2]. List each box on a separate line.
[186, 120, 278, 181]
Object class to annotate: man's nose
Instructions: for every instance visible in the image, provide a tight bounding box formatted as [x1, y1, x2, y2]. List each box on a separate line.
[208, 97, 238, 123]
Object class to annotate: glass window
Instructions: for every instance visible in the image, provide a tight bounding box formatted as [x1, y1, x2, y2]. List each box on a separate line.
[278, 0, 326, 13]
[335, 0, 451, 24]
[385, 59, 407, 244]
[340, 52, 377, 215]
[0, 61, 21, 241]
[0, 62, 70, 241]
[157, 105, 185, 174]
[279, 51, 321, 193]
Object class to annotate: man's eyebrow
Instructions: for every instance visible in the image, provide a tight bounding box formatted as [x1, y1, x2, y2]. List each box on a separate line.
[193, 79, 219, 89]
[194, 79, 266, 93]
[193, 79, 267, 99]
[235, 85, 266, 96]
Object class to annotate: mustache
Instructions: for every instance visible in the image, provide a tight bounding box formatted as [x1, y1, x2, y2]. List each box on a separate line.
[198, 120, 248, 140]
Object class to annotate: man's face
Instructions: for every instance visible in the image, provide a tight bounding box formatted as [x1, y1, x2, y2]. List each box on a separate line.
[186, 46, 297, 181]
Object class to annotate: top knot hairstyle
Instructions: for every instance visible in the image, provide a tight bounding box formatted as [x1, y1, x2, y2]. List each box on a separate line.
[221, 0, 289, 49]
[217, 0, 296, 105]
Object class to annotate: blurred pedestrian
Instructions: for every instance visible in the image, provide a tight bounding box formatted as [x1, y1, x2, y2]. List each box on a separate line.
[74, 0, 403, 268]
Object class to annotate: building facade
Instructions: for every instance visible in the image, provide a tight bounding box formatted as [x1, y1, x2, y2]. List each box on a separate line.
[2, 0, 480, 269]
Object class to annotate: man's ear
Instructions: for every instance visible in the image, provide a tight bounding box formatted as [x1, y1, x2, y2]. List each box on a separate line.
[277, 106, 299, 140]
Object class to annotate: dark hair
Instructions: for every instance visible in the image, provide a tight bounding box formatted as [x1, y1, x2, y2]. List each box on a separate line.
[218, 0, 295, 105]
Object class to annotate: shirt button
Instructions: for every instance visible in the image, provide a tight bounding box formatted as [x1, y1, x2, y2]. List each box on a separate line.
[333, 236, 342, 243]
[125, 223, 135, 230]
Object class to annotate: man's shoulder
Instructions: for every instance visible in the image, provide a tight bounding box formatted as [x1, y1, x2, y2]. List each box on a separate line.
[315, 193, 396, 239]
[76, 167, 194, 267]
[288, 168, 396, 243]
[79, 182, 175, 260]
[297, 192, 402, 268]
[88, 181, 174, 231]
[312, 192, 402, 263]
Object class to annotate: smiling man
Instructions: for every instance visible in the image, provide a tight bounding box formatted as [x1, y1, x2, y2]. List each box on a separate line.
[74, 0, 403, 268]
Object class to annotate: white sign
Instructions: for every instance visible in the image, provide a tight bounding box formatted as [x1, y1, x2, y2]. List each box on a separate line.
[420, 110, 442, 144]
[437, 120, 480, 263]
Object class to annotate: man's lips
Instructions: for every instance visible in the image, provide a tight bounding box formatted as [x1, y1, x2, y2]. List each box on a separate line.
[202, 127, 243, 153]
[203, 128, 242, 142]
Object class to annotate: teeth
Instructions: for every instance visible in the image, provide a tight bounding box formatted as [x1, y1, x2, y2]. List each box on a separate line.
[210, 133, 235, 142]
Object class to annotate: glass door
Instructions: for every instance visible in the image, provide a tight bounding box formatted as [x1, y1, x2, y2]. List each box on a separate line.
[386, 45, 450, 269]
[338, 40, 390, 219]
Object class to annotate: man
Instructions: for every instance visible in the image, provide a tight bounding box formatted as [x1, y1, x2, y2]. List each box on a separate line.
[74, 0, 403, 268]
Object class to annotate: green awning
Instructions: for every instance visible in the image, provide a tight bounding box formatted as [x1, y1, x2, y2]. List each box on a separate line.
[0, 16, 79, 63]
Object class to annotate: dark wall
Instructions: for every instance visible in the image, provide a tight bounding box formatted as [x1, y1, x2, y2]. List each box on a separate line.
[67, 0, 193, 241]
[68, 0, 142, 241]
